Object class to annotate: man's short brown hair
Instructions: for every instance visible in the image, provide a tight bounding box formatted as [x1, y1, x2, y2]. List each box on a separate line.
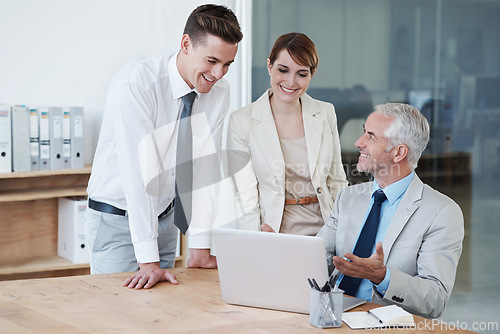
[183, 4, 243, 46]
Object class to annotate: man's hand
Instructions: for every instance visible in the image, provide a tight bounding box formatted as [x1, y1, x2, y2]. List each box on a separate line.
[122, 262, 178, 289]
[332, 242, 386, 285]
[187, 248, 217, 268]
[260, 223, 276, 232]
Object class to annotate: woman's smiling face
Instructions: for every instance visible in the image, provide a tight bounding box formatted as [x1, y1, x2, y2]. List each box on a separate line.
[267, 49, 312, 104]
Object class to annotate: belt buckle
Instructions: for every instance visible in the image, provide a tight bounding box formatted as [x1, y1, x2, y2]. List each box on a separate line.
[296, 196, 305, 205]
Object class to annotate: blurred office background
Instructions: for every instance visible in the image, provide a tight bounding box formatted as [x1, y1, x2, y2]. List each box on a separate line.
[0, 0, 498, 332]
[252, 0, 500, 330]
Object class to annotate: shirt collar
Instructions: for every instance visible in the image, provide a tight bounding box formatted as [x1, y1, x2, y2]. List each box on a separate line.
[168, 52, 197, 100]
[372, 171, 415, 205]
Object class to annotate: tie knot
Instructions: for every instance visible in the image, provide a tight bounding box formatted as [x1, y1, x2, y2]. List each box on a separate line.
[182, 92, 197, 110]
[373, 190, 387, 203]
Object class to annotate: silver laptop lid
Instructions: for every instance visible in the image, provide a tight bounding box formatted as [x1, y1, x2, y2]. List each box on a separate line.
[213, 228, 329, 314]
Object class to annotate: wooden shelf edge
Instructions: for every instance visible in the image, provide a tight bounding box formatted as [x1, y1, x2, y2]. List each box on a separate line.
[0, 256, 89, 276]
[0, 187, 88, 202]
[0, 165, 91, 179]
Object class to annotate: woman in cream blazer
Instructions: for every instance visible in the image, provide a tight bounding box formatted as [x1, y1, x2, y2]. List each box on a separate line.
[227, 33, 347, 235]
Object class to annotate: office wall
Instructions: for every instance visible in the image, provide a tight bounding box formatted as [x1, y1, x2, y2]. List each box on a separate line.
[0, 0, 247, 164]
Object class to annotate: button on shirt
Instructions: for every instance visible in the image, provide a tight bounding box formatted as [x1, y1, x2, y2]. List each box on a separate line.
[87, 53, 229, 263]
[354, 171, 415, 300]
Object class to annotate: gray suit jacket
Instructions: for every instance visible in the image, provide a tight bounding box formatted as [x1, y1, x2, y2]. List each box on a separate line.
[317, 174, 464, 318]
[227, 89, 348, 233]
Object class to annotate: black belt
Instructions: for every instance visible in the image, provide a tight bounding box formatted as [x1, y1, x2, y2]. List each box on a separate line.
[88, 198, 174, 220]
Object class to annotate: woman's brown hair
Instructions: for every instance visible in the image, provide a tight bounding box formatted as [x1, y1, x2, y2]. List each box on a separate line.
[268, 33, 319, 75]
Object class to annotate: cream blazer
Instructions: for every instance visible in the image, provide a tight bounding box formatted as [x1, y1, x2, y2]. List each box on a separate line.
[227, 89, 348, 232]
[317, 175, 464, 318]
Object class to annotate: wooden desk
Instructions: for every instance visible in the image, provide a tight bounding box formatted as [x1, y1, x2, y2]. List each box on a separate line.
[0, 268, 475, 333]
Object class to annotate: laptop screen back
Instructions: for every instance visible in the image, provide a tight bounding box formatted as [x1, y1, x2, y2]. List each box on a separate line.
[213, 228, 329, 314]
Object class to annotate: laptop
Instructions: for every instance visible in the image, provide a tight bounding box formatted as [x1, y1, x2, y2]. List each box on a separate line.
[213, 228, 366, 314]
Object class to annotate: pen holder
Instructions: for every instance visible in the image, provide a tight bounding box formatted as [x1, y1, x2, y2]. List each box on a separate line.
[309, 288, 343, 328]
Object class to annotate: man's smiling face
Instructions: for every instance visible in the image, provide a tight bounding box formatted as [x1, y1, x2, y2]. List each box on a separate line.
[180, 33, 238, 94]
[354, 111, 396, 177]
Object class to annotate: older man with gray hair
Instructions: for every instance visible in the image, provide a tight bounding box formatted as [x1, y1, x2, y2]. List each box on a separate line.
[317, 103, 464, 318]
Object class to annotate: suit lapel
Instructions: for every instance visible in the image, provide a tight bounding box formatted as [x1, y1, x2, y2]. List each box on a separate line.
[382, 175, 424, 262]
[301, 94, 323, 178]
[251, 90, 285, 184]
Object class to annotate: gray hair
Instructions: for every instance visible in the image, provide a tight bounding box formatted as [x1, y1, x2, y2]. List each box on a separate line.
[375, 103, 430, 169]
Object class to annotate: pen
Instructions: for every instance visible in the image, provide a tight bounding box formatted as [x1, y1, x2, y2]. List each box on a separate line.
[367, 310, 383, 324]
[311, 278, 321, 291]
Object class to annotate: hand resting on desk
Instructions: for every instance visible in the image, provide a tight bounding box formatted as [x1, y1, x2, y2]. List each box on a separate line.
[123, 262, 178, 289]
[187, 248, 217, 268]
[123, 249, 217, 289]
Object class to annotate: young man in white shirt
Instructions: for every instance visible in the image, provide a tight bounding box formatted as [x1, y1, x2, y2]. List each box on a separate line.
[86, 4, 243, 289]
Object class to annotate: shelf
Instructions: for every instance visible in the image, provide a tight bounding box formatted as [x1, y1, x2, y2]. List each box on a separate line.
[0, 166, 92, 179]
[0, 167, 92, 280]
[0, 256, 89, 276]
[0, 166, 91, 203]
[0, 186, 88, 202]
[175, 256, 185, 266]
[0, 165, 188, 281]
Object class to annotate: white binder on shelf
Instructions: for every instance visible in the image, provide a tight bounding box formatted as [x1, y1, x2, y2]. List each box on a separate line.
[49, 106, 63, 170]
[58, 197, 89, 264]
[70, 106, 84, 169]
[62, 107, 71, 169]
[0, 105, 12, 173]
[29, 107, 40, 171]
[38, 107, 50, 170]
[11, 105, 31, 172]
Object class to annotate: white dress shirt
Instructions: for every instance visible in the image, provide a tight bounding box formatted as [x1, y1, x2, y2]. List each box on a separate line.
[87, 52, 229, 263]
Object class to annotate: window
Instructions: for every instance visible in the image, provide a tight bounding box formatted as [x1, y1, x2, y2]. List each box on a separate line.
[253, 0, 500, 324]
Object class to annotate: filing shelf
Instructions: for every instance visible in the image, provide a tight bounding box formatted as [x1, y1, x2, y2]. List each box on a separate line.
[0, 167, 92, 280]
[0, 166, 186, 281]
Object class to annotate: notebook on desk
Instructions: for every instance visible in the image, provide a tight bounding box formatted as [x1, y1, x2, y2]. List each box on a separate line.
[213, 228, 366, 314]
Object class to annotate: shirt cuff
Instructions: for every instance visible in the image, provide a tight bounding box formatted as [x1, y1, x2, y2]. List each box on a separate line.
[133, 240, 160, 264]
[375, 266, 391, 296]
[188, 228, 212, 249]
